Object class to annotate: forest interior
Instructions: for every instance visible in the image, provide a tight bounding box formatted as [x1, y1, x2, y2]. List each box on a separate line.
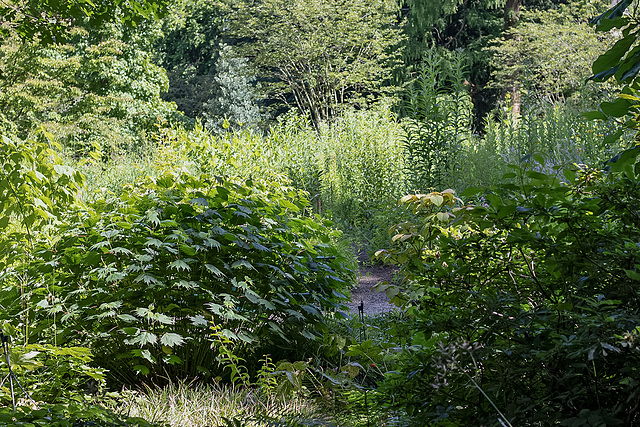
[1, 0, 640, 425]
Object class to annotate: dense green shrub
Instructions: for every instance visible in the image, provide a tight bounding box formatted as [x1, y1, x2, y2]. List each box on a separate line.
[21, 172, 352, 384]
[375, 154, 640, 425]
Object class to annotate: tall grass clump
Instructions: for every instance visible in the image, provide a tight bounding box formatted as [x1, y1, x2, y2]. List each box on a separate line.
[452, 102, 625, 189]
[400, 49, 473, 193]
[482, 103, 625, 176]
[269, 101, 407, 249]
[316, 104, 407, 245]
[400, 48, 626, 193]
[118, 381, 333, 427]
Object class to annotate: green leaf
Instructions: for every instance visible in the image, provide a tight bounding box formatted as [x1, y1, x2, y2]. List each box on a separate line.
[133, 365, 150, 375]
[134, 273, 159, 285]
[189, 315, 208, 327]
[593, 16, 627, 32]
[160, 333, 185, 347]
[563, 168, 576, 183]
[582, 110, 608, 121]
[231, 259, 254, 270]
[204, 238, 221, 249]
[592, 0, 632, 26]
[600, 98, 631, 117]
[145, 238, 164, 248]
[130, 331, 157, 346]
[592, 35, 636, 75]
[436, 212, 450, 222]
[607, 146, 640, 172]
[624, 269, 640, 280]
[603, 129, 624, 145]
[301, 329, 316, 340]
[301, 304, 321, 317]
[180, 244, 196, 256]
[169, 259, 191, 272]
[205, 263, 225, 277]
[497, 204, 516, 219]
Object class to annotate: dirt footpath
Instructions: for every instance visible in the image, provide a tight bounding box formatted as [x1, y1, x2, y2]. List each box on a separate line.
[345, 249, 398, 316]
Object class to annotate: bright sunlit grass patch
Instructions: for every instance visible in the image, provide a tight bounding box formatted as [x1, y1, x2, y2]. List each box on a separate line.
[114, 380, 335, 427]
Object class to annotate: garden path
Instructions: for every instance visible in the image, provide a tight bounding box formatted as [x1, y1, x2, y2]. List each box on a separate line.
[345, 249, 397, 316]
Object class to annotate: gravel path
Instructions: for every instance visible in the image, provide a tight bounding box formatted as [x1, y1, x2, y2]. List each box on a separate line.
[345, 250, 398, 316]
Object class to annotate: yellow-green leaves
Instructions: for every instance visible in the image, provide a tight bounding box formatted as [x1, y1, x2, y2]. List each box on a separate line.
[0, 132, 84, 268]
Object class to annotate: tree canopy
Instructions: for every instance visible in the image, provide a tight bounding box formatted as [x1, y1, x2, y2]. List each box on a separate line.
[0, 0, 170, 44]
[226, 0, 403, 126]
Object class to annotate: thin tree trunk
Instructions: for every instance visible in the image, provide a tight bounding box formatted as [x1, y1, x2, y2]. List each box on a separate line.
[503, 0, 522, 117]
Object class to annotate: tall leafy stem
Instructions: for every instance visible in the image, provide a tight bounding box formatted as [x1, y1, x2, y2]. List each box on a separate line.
[0, 130, 84, 343]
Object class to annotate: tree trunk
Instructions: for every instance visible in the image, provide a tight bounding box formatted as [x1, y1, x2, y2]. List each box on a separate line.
[503, 0, 521, 32]
[503, 0, 522, 116]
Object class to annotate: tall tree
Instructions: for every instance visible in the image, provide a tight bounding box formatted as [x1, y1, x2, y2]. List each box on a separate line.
[0, 0, 170, 44]
[398, 0, 570, 119]
[490, 1, 614, 110]
[226, 0, 403, 127]
[0, 24, 178, 157]
[155, 0, 225, 119]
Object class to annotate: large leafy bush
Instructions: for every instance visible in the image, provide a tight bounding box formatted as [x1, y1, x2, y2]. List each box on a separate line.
[23, 172, 351, 384]
[375, 156, 640, 425]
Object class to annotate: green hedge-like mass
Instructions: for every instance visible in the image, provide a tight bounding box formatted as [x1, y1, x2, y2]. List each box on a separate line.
[28, 172, 351, 384]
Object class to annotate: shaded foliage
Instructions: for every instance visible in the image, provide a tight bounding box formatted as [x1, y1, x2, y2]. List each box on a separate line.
[375, 157, 640, 425]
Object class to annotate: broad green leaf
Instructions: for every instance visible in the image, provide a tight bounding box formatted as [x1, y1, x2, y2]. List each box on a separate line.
[169, 259, 191, 271]
[592, 35, 636, 75]
[160, 333, 185, 347]
[189, 315, 208, 327]
[624, 269, 640, 280]
[600, 98, 631, 117]
[497, 204, 516, 219]
[145, 238, 164, 248]
[153, 313, 174, 324]
[231, 259, 254, 270]
[130, 331, 157, 346]
[133, 365, 150, 375]
[205, 263, 225, 277]
[180, 244, 196, 256]
[582, 110, 608, 120]
[429, 194, 444, 206]
[563, 169, 576, 182]
[436, 212, 449, 222]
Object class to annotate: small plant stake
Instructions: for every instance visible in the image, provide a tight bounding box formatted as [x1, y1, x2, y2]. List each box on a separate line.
[358, 301, 366, 342]
[0, 333, 38, 410]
